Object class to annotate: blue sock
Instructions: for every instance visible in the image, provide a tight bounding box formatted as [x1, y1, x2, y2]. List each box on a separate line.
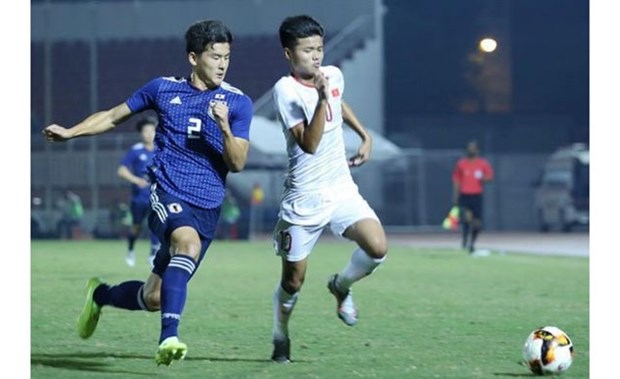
[93, 280, 147, 311]
[150, 234, 160, 256]
[128, 235, 137, 251]
[160, 255, 196, 343]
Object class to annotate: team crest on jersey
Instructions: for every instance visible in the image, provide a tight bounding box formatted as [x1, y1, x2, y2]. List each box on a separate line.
[331, 88, 340, 97]
[167, 203, 183, 214]
[207, 100, 227, 120]
[214, 93, 226, 100]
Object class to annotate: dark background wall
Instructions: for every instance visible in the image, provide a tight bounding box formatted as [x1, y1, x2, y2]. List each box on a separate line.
[384, 0, 588, 152]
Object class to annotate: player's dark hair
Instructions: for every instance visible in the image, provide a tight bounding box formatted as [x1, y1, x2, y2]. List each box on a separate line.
[279, 15, 324, 49]
[185, 20, 233, 54]
[467, 139, 479, 148]
[136, 116, 158, 132]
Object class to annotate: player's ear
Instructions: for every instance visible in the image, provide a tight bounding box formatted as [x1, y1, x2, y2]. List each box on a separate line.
[188, 52, 198, 67]
[283, 47, 292, 61]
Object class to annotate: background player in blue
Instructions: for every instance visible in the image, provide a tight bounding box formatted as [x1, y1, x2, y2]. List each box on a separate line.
[117, 116, 160, 267]
[42, 20, 253, 366]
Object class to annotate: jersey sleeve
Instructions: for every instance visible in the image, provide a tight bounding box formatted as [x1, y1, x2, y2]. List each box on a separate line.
[125, 78, 162, 113]
[325, 66, 344, 97]
[273, 80, 306, 130]
[229, 95, 253, 140]
[119, 148, 135, 169]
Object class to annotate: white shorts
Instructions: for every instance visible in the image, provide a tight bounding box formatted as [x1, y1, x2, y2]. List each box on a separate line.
[273, 189, 380, 262]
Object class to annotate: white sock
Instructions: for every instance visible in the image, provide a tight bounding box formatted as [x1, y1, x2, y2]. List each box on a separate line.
[272, 283, 298, 341]
[337, 248, 386, 291]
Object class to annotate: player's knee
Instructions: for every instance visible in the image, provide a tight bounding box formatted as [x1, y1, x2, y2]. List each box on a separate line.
[143, 288, 161, 311]
[171, 236, 201, 260]
[365, 235, 388, 259]
[281, 278, 304, 294]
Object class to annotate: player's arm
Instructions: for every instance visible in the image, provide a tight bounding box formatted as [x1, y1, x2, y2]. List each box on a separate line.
[211, 102, 250, 172]
[117, 165, 149, 188]
[43, 103, 133, 142]
[452, 180, 461, 206]
[342, 100, 373, 167]
[221, 133, 250, 173]
[452, 165, 462, 205]
[289, 71, 330, 155]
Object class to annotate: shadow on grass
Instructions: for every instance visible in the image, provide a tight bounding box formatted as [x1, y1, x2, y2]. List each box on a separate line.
[32, 351, 292, 373]
[493, 372, 535, 377]
[31, 355, 151, 376]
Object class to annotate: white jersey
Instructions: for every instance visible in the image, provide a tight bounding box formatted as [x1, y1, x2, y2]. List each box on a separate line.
[273, 65, 360, 225]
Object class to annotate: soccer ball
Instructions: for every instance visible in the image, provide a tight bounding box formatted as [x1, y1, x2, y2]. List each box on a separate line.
[522, 326, 574, 375]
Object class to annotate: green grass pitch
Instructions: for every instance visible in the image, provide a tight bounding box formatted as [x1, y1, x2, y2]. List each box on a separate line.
[31, 239, 588, 378]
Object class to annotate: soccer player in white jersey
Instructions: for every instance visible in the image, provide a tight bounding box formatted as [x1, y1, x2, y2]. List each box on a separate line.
[270, 15, 388, 363]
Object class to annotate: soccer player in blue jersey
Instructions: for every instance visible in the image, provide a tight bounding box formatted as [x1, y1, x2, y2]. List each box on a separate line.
[42, 20, 253, 366]
[118, 116, 160, 267]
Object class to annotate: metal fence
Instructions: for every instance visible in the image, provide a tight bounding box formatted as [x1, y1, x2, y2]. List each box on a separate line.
[31, 134, 549, 239]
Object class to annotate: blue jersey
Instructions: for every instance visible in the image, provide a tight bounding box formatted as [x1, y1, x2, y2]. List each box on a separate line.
[126, 76, 253, 209]
[119, 142, 155, 203]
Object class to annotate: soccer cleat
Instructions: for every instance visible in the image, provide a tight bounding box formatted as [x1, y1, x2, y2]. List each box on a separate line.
[271, 337, 291, 363]
[77, 277, 104, 339]
[125, 250, 136, 267]
[155, 336, 188, 366]
[327, 274, 358, 326]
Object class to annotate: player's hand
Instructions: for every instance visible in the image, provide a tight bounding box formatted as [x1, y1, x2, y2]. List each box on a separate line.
[314, 71, 329, 100]
[211, 101, 230, 131]
[135, 178, 150, 188]
[42, 124, 73, 142]
[349, 139, 372, 167]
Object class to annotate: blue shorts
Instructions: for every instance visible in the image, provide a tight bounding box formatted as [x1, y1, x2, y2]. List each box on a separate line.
[130, 198, 151, 226]
[148, 185, 221, 277]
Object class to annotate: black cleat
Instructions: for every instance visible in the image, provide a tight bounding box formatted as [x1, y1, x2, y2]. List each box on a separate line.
[271, 337, 291, 363]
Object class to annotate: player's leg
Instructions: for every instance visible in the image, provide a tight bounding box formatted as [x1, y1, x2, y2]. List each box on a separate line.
[128, 199, 153, 267]
[468, 195, 483, 253]
[329, 193, 387, 326]
[157, 226, 201, 340]
[459, 195, 471, 250]
[271, 220, 322, 363]
[152, 234, 212, 366]
[125, 223, 141, 267]
[462, 208, 474, 252]
[77, 267, 163, 339]
[341, 218, 388, 281]
[126, 200, 144, 267]
[330, 218, 387, 325]
[149, 189, 219, 365]
[272, 258, 307, 363]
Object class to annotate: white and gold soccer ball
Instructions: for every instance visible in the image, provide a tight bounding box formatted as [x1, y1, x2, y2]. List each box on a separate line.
[522, 326, 574, 375]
